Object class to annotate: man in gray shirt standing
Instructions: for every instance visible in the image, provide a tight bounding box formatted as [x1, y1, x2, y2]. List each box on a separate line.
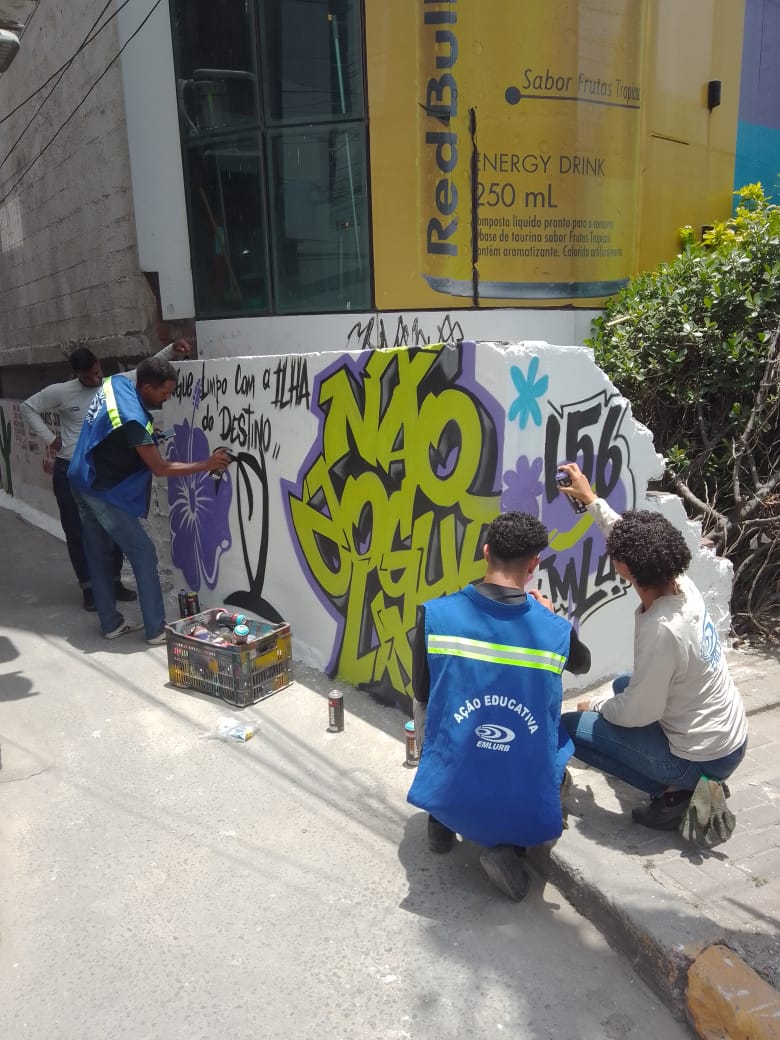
[21, 341, 188, 611]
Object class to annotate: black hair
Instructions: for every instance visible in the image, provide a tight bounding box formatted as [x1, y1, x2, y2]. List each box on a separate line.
[69, 347, 97, 374]
[485, 511, 549, 563]
[136, 356, 177, 387]
[606, 510, 692, 588]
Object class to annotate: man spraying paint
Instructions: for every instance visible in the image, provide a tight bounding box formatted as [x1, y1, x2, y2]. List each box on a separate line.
[68, 357, 233, 645]
[21, 341, 188, 610]
[407, 511, 591, 901]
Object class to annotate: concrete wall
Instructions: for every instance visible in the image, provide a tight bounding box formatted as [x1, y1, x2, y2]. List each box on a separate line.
[154, 340, 732, 697]
[0, 340, 734, 696]
[0, 0, 157, 371]
[196, 308, 601, 359]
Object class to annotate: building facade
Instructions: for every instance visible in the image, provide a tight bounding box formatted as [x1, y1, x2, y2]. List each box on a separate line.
[0, 0, 777, 388]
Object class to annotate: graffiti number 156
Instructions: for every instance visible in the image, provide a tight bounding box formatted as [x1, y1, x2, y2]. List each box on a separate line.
[544, 401, 625, 501]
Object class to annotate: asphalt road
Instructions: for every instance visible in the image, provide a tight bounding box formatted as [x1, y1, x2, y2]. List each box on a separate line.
[0, 511, 690, 1040]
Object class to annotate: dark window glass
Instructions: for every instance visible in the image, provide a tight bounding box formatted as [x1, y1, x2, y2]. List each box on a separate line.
[184, 138, 270, 316]
[267, 124, 370, 313]
[260, 0, 364, 123]
[171, 0, 371, 317]
[172, 0, 258, 136]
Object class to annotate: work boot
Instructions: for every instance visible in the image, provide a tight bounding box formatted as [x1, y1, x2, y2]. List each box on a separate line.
[480, 845, 530, 902]
[427, 815, 456, 854]
[632, 790, 694, 831]
[82, 587, 96, 612]
[115, 582, 138, 602]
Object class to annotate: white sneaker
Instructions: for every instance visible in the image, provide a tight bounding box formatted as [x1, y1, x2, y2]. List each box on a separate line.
[104, 619, 144, 640]
[146, 629, 168, 646]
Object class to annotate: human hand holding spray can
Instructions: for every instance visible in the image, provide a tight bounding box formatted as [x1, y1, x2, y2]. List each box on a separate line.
[211, 446, 236, 493]
[555, 462, 597, 513]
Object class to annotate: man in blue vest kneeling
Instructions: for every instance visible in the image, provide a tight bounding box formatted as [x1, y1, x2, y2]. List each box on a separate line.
[408, 511, 591, 901]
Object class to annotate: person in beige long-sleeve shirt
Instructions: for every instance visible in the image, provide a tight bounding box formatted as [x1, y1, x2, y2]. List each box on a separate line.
[557, 462, 747, 832]
[21, 341, 188, 610]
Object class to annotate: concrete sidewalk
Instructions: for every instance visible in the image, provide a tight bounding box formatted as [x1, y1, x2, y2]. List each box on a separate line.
[535, 655, 780, 1035]
[1, 504, 779, 1038]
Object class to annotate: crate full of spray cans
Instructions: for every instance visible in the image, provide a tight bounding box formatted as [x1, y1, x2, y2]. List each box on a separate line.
[166, 602, 293, 708]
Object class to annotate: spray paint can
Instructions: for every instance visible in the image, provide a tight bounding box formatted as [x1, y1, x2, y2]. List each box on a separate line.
[233, 624, 249, 645]
[178, 589, 190, 618]
[404, 719, 420, 767]
[555, 470, 588, 514]
[214, 610, 247, 629]
[327, 690, 344, 733]
[185, 591, 201, 617]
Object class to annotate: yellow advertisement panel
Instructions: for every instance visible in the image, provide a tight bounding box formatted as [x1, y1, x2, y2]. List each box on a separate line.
[419, 0, 645, 301]
[367, 1, 647, 310]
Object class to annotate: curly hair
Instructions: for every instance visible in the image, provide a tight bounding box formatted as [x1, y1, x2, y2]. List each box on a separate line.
[485, 511, 549, 563]
[606, 510, 692, 588]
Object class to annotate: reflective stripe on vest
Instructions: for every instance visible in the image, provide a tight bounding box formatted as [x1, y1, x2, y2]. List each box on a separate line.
[103, 378, 153, 435]
[427, 633, 566, 674]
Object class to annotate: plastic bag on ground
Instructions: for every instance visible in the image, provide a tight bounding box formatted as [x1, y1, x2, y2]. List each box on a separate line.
[202, 716, 260, 743]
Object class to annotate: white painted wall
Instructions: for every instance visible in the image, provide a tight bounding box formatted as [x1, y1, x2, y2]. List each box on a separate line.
[117, 0, 194, 320]
[196, 308, 601, 358]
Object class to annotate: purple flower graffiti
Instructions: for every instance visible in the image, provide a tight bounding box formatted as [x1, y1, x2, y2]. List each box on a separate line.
[502, 453, 630, 627]
[166, 420, 232, 591]
[502, 456, 544, 518]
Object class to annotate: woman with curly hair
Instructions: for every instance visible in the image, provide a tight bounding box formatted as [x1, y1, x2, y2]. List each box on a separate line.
[557, 462, 747, 832]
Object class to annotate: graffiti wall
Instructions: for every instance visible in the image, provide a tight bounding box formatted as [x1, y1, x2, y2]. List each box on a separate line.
[0, 399, 61, 519]
[158, 340, 729, 701]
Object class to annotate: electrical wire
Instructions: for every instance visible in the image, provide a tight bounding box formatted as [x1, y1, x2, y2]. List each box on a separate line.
[0, 0, 164, 208]
[0, 0, 137, 129]
[0, 0, 115, 173]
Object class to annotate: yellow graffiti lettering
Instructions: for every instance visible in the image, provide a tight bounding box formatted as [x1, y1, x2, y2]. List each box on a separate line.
[548, 511, 595, 552]
[289, 347, 499, 698]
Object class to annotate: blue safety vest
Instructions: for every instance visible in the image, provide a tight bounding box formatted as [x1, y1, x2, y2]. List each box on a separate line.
[408, 584, 574, 847]
[68, 376, 154, 517]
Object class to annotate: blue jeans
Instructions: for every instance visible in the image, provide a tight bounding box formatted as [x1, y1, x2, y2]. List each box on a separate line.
[72, 489, 165, 639]
[561, 675, 747, 796]
[53, 458, 123, 587]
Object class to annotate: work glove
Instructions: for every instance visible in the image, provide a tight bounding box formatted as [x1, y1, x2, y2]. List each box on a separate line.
[678, 776, 735, 847]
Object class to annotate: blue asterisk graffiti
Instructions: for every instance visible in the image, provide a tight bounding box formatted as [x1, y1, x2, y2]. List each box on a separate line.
[508, 357, 549, 429]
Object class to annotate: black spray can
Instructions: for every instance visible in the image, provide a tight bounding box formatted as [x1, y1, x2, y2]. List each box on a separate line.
[178, 589, 190, 618]
[327, 690, 344, 732]
[555, 470, 588, 514]
[185, 591, 201, 617]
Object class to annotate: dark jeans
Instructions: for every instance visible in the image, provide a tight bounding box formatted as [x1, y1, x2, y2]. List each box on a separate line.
[561, 674, 748, 796]
[53, 458, 122, 587]
[72, 489, 165, 639]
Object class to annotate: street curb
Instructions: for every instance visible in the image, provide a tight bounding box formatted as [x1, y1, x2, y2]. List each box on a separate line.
[527, 843, 780, 1036]
[687, 945, 780, 1040]
[527, 842, 698, 1022]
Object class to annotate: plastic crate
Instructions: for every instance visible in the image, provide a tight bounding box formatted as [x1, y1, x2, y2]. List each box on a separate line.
[166, 608, 293, 708]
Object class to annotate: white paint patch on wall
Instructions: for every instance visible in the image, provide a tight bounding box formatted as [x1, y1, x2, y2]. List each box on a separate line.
[0, 399, 59, 520]
[195, 308, 600, 359]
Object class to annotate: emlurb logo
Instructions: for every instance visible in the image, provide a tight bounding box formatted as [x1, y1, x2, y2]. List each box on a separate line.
[474, 724, 515, 745]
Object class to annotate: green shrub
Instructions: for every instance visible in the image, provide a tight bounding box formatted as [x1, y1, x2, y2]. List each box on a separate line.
[588, 183, 780, 640]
